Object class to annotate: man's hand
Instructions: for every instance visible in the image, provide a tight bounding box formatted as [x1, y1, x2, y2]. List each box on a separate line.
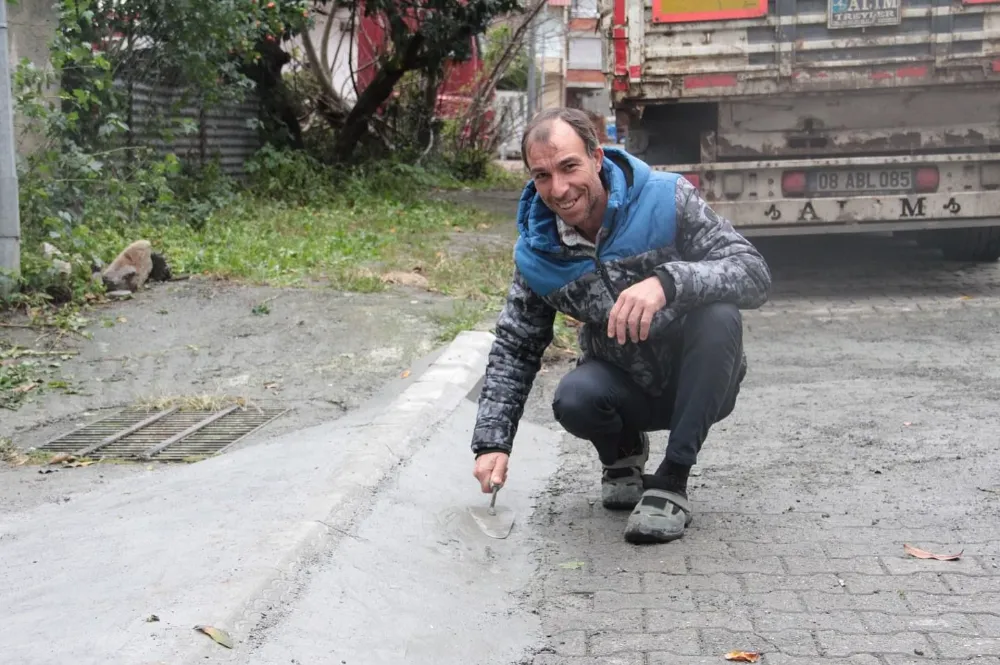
[473, 452, 509, 493]
[607, 276, 668, 344]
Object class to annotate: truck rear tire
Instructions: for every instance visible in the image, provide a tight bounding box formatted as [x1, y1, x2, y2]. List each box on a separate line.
[937, 227, 1000, 262]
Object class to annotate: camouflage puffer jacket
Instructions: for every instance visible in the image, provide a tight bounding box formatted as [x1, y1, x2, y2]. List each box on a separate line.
[470, 147, 771, 456]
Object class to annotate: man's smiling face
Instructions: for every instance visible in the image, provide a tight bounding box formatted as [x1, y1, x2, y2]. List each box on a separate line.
[526, 119, 606, 240]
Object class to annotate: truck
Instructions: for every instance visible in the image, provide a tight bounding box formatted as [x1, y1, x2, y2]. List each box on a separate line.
[601, 0, 1000, 261]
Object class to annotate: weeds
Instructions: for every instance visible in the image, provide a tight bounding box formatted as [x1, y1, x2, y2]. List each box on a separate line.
[0, 345, 80, 410]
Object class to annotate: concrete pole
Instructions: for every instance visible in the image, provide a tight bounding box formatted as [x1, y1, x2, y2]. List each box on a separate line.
[0, 0, 20, 296]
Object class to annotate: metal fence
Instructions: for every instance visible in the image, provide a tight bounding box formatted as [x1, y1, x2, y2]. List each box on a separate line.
[118, 80, 263, 177]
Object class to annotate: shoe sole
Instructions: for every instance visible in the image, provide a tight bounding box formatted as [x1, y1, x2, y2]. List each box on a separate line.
[623, 513, 694, 544]
[624, 527, 686, 544]
[602, 498, 640, 511]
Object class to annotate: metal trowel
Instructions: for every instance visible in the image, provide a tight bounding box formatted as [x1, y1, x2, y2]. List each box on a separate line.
[468, 483, 515, 539]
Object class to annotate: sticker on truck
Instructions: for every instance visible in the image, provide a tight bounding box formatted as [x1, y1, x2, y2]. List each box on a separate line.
[828, 0, 901, 29]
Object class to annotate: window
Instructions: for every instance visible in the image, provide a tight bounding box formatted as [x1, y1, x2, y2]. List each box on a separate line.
[568, 36, 602, 69]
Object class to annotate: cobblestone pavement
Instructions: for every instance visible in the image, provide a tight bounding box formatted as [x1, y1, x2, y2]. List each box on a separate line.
[517, 233, 1000, 665]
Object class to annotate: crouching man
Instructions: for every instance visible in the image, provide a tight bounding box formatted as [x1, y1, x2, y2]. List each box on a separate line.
[470, 108, 771, 544]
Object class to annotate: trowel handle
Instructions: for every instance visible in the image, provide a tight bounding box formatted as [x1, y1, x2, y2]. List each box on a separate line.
[488, 482, 503, 513]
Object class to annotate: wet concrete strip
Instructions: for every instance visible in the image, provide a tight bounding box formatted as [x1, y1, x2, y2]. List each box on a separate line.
[237, 400, 562, 665]
[0, 332, 496, 665]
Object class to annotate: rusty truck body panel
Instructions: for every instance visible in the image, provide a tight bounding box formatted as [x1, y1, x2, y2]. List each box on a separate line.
[601, 0, 1000, 258]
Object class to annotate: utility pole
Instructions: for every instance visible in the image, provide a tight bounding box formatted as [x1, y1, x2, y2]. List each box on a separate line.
[526, 15, 537, 119]
[0, 0, 20, 296]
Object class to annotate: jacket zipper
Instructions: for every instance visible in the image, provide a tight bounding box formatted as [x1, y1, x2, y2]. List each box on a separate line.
[592, 223, 619, 301]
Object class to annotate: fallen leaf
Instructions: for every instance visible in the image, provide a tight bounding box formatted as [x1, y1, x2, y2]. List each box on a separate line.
[65, 460, 95, 468]
[724, 651, 760, 663]
[903, 544, 962, 561]
[117, 316, 127, 323]
[558, 561, 586, 570]
[401, 370, 411, 379]
[13, 382, 38, 394]
[49, 453, 74, 465]
[960, 295, 973, 300]
[194, 625, 233, 649]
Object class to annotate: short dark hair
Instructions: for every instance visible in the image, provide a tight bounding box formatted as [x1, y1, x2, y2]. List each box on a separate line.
[521, 107, 601, 169]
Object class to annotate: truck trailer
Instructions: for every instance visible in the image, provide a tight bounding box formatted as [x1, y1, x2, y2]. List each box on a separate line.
[601, 0, 1000, 261]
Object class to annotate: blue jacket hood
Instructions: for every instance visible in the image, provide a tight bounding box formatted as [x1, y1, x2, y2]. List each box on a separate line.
[515, 146, 651, 254]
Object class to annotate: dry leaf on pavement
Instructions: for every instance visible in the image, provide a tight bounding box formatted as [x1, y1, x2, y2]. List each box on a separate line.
[903, 544, 962, 561]
[194, 625, 233, 649]
[724, 651, 760, 663]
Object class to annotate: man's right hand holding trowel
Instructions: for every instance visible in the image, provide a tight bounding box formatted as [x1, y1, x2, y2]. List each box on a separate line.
[473, 452, 509, 494]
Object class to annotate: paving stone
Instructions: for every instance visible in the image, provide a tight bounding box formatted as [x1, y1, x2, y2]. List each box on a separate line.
[538, 609, 643, 633]
[516, 237, 1000, 665]
[763, 655, 881, 665]
[929, 635, 1000, 659]
[548, 631, 587, 656]
[700, 628, 819, 657]
[646, 609, 753, 633]
[904, 592, 1000, 615]
[782, 556, 885, 575]
[941, 574, 1000, 594]
[801, 589, 912, 614]
[742, 573, 846, 593]
[817, 630, 933, 657]
[841, 572, 949, 594]
[543, 571, 641, 595]
[647, 656, 737, 665]
[588, 629, 700, 656]
[752, 610, 865, 633]
[687, 556, 784, 575]
[727, 542, 827, 558]
[882, 556, 990, 576]
[694, 590, 806, 613]
[532, 655, 644, 665]
[860, 611, 979, 636]
[593, 589, 696, 611]
[587, 550, 687, 575]
[642, 572, 742, 594]
[884, 656, 1000, 665]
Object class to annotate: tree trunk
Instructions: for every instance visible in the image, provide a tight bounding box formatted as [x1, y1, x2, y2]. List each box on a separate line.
[333, 34, 426, 161]
[248, 39, 304, 150]
[417, 67, 440, 149]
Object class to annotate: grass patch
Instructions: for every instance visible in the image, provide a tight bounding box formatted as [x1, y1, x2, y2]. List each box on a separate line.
[132, 394, 256, 412]
[69, 196, 504, 290]
[1, 345, 81, 410]
[0, 438, 56, 466]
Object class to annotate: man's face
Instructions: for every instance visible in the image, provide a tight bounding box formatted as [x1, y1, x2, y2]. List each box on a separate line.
[526, 120, 605, 232]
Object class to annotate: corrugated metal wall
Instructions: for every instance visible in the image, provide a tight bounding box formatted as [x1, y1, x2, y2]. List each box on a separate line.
[119, 80, 262, 177]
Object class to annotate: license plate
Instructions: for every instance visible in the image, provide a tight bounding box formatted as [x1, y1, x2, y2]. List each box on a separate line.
[807, 168, 914, 195]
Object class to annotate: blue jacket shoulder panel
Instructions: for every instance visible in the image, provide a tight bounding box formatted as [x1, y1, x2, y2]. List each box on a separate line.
[599, 171, 679, 263]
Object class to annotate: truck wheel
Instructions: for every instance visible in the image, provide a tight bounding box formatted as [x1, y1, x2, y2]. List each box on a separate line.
[938, 227, 1000, 262]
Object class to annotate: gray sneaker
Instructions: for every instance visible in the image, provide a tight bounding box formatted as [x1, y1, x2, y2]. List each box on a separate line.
[623, 488, 693, 544]
[601, 432, 649, 510]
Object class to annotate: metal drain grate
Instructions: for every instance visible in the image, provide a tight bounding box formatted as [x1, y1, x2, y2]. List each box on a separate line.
[41, 405, 288, 461]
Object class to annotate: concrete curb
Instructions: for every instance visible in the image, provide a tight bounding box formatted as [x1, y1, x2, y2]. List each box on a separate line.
[203, 330, 496, 662]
